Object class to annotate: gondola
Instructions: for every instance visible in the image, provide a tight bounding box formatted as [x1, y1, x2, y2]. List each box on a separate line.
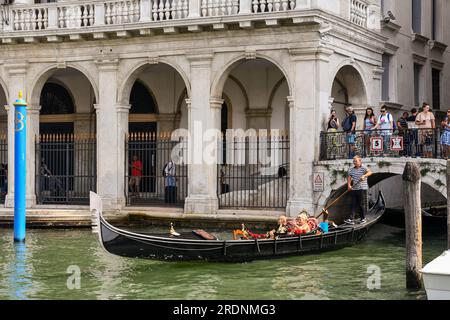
[91, 191, 385, 262]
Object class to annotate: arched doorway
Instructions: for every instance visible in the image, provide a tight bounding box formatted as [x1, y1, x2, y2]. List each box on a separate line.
[214, 58, 290, 209]
[123, 63, 188, 207]
[35, 68, 97, 205]
[324, 65, 368, 160]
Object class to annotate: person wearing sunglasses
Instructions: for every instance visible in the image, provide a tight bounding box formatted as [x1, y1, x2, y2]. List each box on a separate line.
[372, 105, 394, 155]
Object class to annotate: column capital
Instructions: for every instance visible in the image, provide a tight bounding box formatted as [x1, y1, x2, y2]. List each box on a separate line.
[185, 98, 192, 108]
[210, 97, 224, 109]
[27, 104, 41, 114]
[116, 104, 131, 114]
[287, 96, 295, 108]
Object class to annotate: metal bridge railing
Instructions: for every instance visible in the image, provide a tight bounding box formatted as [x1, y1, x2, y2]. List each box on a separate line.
[320, 128, 447, 160]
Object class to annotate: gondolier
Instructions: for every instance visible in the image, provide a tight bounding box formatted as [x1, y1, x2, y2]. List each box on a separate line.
[345, 156, 373, 225]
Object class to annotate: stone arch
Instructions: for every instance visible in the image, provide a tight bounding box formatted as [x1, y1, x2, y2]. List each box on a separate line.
[314, 160, 447, 211]
[129, 79, 159, 114]
[40, 81, 76, 115]
[0, 77, 9, 103]
[330, 59, 369, 98]
[211, 53, 293, 99]
[29, 63, 99, 108]
[329, 61, 369, 128]
[118, 59, 191, 106]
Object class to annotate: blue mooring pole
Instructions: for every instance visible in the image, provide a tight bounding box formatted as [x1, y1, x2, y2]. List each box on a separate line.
[13, 91, 27, 242]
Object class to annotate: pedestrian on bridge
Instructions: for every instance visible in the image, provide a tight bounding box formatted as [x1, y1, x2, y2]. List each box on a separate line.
[344, 156, 373, 225]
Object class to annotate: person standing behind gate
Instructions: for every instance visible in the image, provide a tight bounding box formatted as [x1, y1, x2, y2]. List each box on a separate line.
[344, 156, 373, 225]
[129, 155, 143, 194]
[407, 108, 419, 157]
[164, 160, 176, 203]
[415, 103, 436, 158]
[342, 107, 357, 159]
[372, 105, 393, 155]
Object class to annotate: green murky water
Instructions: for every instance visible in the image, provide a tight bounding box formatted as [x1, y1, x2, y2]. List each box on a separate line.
[0, 223, 447, 300]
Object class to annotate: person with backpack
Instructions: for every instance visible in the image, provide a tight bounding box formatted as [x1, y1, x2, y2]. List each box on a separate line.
[342, 107, 357, 159]
[372, 105, 394, 155]
[163, 160, 176, 203]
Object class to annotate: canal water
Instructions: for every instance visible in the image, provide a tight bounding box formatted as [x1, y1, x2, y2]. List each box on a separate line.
[0, 222, 447, 300]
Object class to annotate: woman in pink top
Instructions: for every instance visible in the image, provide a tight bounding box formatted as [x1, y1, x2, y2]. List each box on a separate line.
[415, 103, 436, 158]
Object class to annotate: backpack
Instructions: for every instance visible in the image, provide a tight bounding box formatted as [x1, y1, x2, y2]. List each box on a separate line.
[163, 162, 173, 177]
[342, 116, 353, 132]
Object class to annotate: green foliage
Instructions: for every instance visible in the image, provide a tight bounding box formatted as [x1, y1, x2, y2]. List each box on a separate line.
[420, 168, 430, 177]
[434, 179, 445, 188]
[377, 161, 392, 168]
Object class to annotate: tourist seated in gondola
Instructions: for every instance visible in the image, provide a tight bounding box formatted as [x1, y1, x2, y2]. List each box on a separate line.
[268, 215, 288, 239]
[293, 212, 312, 235]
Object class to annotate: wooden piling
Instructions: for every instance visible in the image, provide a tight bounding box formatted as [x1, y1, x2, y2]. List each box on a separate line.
[447, 160, 450, 249]
[402, 162, 422, 289]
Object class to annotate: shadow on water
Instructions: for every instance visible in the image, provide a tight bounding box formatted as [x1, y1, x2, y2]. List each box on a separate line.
[0, 221, 447, 300]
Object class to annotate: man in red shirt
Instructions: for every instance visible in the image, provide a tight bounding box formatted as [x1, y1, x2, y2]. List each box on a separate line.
[129, 155, 143, 193]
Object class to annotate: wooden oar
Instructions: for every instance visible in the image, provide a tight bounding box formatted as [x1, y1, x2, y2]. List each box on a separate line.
[315, 177, 364, 220]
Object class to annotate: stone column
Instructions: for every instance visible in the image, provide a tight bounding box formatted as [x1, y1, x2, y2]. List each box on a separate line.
[184, 53, 220, 215]
[286, 45, 333, 216]
[95, 58, 126, 210]
[4, 63, 28, 208]
[26, 104, 40, 207]
[353, 105, 367, 131]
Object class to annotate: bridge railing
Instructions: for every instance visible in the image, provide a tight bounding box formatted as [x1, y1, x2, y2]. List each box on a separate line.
[320, 128, 448, 160]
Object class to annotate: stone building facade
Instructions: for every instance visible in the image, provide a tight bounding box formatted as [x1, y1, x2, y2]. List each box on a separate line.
[0, 0, 448, 215]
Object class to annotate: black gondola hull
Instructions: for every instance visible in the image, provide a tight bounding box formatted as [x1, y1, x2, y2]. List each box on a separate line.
[96, 192, 385, 262]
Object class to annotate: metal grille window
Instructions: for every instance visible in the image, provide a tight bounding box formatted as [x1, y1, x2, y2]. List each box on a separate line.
[36, 133, 96, 204]
[125, 132, 188, 207]
[217, 131, 289, 210]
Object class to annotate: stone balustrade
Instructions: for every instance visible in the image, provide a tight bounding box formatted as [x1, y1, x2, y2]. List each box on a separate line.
[0, 0, 374, 36]
[350, 0, 368, 27]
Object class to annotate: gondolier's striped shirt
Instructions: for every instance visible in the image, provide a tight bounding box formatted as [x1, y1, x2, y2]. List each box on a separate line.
[348, 166, 369, 190]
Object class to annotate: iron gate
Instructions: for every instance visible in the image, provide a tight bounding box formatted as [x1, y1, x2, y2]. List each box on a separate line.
[125, 132, 188, 207]
[36, 133, 96, 204]
[217, 132, 289, 209]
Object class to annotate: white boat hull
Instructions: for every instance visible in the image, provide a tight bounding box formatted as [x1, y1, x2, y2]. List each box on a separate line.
[422, 250, 450, 300]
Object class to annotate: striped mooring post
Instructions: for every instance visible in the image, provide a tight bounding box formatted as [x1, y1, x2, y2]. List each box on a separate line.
[13, 91, 27, 242]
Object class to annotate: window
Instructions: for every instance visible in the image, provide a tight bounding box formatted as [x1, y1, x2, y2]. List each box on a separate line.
[413, 63, 422, 106]
[382, 54, 390, 101]
[432, 0, 437, 40]
[432, 68, 441, 110]
[412, 0, 421, 34]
